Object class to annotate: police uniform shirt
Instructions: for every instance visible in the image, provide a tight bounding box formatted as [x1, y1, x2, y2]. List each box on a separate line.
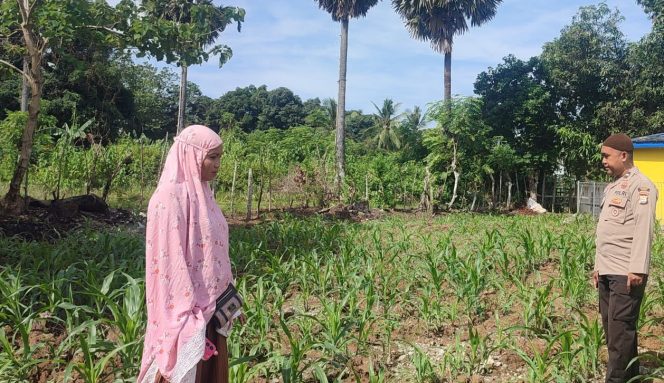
[595, 167, 659, 275]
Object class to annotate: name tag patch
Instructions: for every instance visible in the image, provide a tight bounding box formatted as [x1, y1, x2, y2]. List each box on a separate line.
[608, 196, 628, 208]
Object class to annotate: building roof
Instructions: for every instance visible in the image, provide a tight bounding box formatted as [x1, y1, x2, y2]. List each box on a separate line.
[633, 133, 664, 149]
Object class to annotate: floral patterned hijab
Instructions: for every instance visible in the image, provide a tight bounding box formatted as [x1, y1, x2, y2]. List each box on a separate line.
[138, 125, 232, 383]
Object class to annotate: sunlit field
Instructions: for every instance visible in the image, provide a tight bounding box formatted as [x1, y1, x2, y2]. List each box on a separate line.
[1, 213, 662, 382]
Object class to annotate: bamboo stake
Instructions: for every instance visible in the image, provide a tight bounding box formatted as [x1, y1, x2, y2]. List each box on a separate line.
[157, 132, 170, 180]
[246, 168, 253, 221]
[230, 161, 237, 216]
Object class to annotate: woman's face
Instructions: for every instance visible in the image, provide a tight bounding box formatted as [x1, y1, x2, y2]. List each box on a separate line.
[201, 145, 223, 181]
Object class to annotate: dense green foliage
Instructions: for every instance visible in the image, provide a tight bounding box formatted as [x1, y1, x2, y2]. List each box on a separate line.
[2, 2, 663, 211]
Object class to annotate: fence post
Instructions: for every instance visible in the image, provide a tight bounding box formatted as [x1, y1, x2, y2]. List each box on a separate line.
[576, 181, 580, 214]
[552, 177, 557, 213]
[230, 161, 237, 216]
[541, 174, 546, 210]
[591, 181, 596, 216]
[246, 168, 253, 221]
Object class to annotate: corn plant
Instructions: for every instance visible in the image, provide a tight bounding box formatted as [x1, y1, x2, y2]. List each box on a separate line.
[520, 281, 556, 334]
[100, 273, 145, 378]
[574, 309, 604, 377]
[63, 320, 133, 383]
[467, 324, 501, 375]
[510, 331, 568, 382]
[554, 330, 584, 382]
[276, 314, 320, 383]
[630, 351, 664, 383]
[438, 334, 468, 378]
[314, 293, 355, 361]
[228, 340, 265, 383]
[0, 325, 47, 382]
[409, 344, 437, 382]
[366, 359, 386, 383]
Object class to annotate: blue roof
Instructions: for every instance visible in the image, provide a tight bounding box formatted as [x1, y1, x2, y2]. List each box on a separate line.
[633, 133, 664, 149]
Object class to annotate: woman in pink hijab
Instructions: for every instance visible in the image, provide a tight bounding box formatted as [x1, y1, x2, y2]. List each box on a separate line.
[138, 125, 239, 383]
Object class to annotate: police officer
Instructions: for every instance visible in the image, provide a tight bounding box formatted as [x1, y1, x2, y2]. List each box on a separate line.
[593, 133, 659, 383]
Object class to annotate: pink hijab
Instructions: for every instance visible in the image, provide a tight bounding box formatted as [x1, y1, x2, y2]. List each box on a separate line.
[138, 125, 232, 383]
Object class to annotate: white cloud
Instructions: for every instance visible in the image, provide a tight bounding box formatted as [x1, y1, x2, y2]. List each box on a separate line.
[112, 0, 653, 113]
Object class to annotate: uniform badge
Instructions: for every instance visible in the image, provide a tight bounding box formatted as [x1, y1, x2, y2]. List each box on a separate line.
[620, 182, 628, 189]
[610, 197, 622, 205]
[638, 186, 650, 205]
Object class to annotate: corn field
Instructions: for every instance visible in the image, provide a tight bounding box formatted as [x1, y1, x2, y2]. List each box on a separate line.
[0, 213, 663, 382]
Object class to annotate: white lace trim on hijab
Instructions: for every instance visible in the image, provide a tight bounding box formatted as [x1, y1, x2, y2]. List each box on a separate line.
[138, 325, 205, 383]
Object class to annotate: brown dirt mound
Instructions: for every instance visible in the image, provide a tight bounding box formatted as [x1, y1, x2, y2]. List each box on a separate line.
[0, 195, 140, 241]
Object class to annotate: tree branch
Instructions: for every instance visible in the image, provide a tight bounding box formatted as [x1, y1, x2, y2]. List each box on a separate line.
[85, 25, 125, 36]
[17, 0, 30, 21]
[0, 59, 25, 77]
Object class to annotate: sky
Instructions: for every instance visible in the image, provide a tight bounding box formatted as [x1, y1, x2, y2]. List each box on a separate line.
[118, 0, 654, 114]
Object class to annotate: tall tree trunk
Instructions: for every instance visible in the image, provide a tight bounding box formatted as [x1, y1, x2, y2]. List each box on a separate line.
[498, 171, 503, 205]
[489, 173, 495, 208]
[21, 57, 30, 207]
[177, 64, 188, 135]
[2, 38, 44, 214]
[420, 166, 432, 214]
[334, 17, 349, 196]
[444, 49, 452, 106]
[20, 57, 29, 112]
[527, 172, 539, 202]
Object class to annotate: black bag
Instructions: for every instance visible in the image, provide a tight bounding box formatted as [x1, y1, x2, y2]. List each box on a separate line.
[212, 283, 242, 330]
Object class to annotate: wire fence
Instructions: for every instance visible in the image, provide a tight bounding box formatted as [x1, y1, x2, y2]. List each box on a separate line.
[576, 181, 664, 224]
[576, 181, 609, 218]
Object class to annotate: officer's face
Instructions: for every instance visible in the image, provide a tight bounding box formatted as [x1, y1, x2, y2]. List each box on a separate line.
[601, 146, 628, 177]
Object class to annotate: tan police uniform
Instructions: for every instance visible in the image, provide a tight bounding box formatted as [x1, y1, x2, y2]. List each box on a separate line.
[595, 167, 658, 276]
[595, 166, 658, 383]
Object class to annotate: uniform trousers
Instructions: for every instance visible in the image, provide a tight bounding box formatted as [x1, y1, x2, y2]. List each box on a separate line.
[598, 274, 647, 383]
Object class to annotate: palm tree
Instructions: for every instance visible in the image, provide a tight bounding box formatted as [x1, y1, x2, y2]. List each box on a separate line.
[371, 99, 402, 150]
[322, 97, 337, 131]
[402, 106, 426, 132]
[314, 0, 379, 195]
[392, 0, 502, 105]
